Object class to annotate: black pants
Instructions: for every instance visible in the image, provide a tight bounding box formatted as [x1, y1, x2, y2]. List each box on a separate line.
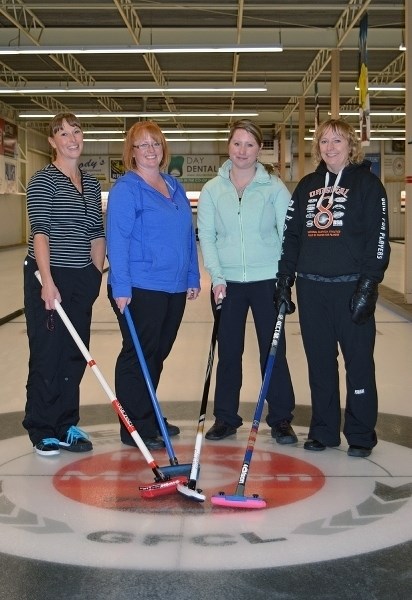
[23, 256, 102, 445]
[213, 280, 295, 428]
[108, 286, 186, 440]
[296, 276, 378, 448]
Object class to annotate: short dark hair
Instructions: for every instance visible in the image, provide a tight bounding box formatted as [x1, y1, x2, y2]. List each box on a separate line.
[49, 112, 82, 137]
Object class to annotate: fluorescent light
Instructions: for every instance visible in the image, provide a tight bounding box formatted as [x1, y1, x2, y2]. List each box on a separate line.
[368, 111, 406, 116]
[0, 85, 267, 95]
[83, 137, 228, 142]
[83, 128, 230, 135]
[161, 129, 230, 134]
[305, 135, 406, 142]
[355, 85, 405, 92]
[165, 137, 228, 142]
[19, 111, 259, 118]
[0, 44, 282, 55]
[83, 130, 125, 134]
[83, 138, 124, 142]
[336, 111, 406, 116]
[309, 127, 405, 133]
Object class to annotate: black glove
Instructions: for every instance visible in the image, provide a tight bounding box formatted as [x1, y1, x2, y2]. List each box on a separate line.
[275, 274, 296, 314]
[350, 277, 378, 325]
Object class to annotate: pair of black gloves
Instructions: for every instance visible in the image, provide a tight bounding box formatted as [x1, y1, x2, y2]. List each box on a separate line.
[274, 274, 378, 325]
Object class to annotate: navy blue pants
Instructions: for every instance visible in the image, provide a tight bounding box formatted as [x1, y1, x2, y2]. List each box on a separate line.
[296, 276, 378, 448]
[108, 286, 186, 440]
[213, 280, 295, 428]
[23, 256, 102, 445]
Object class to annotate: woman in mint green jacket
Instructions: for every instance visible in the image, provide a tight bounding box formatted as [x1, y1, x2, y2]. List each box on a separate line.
[197, 119, 296, 444]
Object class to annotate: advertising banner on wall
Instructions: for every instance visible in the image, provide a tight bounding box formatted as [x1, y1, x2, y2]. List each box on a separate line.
[0, 119, 18, 158]
[168, 154, 220, 183]
[5, 159, 17, 193]
[78, 156, 109, 181]
[110, 158, 126, 182]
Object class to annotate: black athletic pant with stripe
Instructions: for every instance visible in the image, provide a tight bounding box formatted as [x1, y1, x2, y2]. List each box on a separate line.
[296, 276, 378, 449]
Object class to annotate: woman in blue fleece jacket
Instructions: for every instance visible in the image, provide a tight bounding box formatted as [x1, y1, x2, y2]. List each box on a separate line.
[106, 121, 200, 450]
[197, 119, 296, 444]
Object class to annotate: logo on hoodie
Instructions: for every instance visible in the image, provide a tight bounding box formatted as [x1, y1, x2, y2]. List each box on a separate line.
[307, 185, 349, 236]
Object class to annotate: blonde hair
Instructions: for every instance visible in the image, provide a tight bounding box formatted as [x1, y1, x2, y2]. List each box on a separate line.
[312, 119, 364, 166]
[123, 121, 169, 171]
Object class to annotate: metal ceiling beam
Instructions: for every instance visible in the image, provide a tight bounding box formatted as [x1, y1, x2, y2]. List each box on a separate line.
[112, 0, 179, 125]
[0, 0, 125, 119]
[20, 2, 403, 12]
[0, 60, 28, 89]
[112, 0, 143, 45]
[0, 0, 44, 44]
[280, 0, 372, 125]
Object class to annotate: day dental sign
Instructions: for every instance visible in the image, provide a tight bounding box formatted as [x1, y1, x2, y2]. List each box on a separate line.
[168, 154, 220, 183]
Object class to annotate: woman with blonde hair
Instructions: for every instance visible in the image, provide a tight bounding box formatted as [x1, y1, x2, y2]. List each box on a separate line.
[275, 119, 391, 457]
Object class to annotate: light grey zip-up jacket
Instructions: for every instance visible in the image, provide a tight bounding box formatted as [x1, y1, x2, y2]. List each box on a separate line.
[197, 159, 291, 287]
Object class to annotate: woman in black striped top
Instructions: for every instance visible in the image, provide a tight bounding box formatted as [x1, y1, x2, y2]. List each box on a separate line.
[23, 112, 105, 456]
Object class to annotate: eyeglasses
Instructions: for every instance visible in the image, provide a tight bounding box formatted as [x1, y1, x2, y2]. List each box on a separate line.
[132, 142, 162, 150]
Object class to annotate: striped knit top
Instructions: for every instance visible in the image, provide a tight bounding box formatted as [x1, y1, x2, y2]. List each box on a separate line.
[27, 163, 105, 268]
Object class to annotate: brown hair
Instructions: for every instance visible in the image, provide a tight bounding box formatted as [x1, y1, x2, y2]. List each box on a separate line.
[228, 119, 277, 175]
[228, 119, 263, 147]
[123, 121, 169, 171]
[312, 119, 364, 165]
[48, 112, 82, 159]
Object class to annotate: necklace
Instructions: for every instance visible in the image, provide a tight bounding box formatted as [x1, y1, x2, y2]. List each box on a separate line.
[53, 162, 82, 192]
[230, 170, 255, 198]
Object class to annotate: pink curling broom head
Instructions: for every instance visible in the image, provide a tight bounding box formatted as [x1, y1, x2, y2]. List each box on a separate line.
[211, 492, 267, 509]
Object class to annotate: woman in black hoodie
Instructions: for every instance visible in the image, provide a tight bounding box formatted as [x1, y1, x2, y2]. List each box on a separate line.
[275, 119, 390, 458]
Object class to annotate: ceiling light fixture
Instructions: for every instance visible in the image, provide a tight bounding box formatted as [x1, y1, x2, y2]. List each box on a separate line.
[83, 137, 229, 142]
[336, 111, 406, 116]
[0, 44, 282, 55]
[0, 85, 267, 95]
[83, 128, 230, 135]
[19, 111, 259, 118]
[355, 85, 405, 92]
[309, 128, 406, 133]
[304, 135, 406, 141]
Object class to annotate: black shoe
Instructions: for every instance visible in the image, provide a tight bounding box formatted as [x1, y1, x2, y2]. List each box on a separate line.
[34, 438, 61, 457]
[59, 426, 93, 453]
[348, 445, 372, 458]
[205, 420, 237, 441]
[122, 436, 165, 451]
[304, 439, 326, 451]
[271, 420, 298, 445]
[157, 418, 180, 438]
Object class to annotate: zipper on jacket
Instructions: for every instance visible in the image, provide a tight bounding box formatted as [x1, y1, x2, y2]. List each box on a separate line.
[237, 198, 247, 281]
